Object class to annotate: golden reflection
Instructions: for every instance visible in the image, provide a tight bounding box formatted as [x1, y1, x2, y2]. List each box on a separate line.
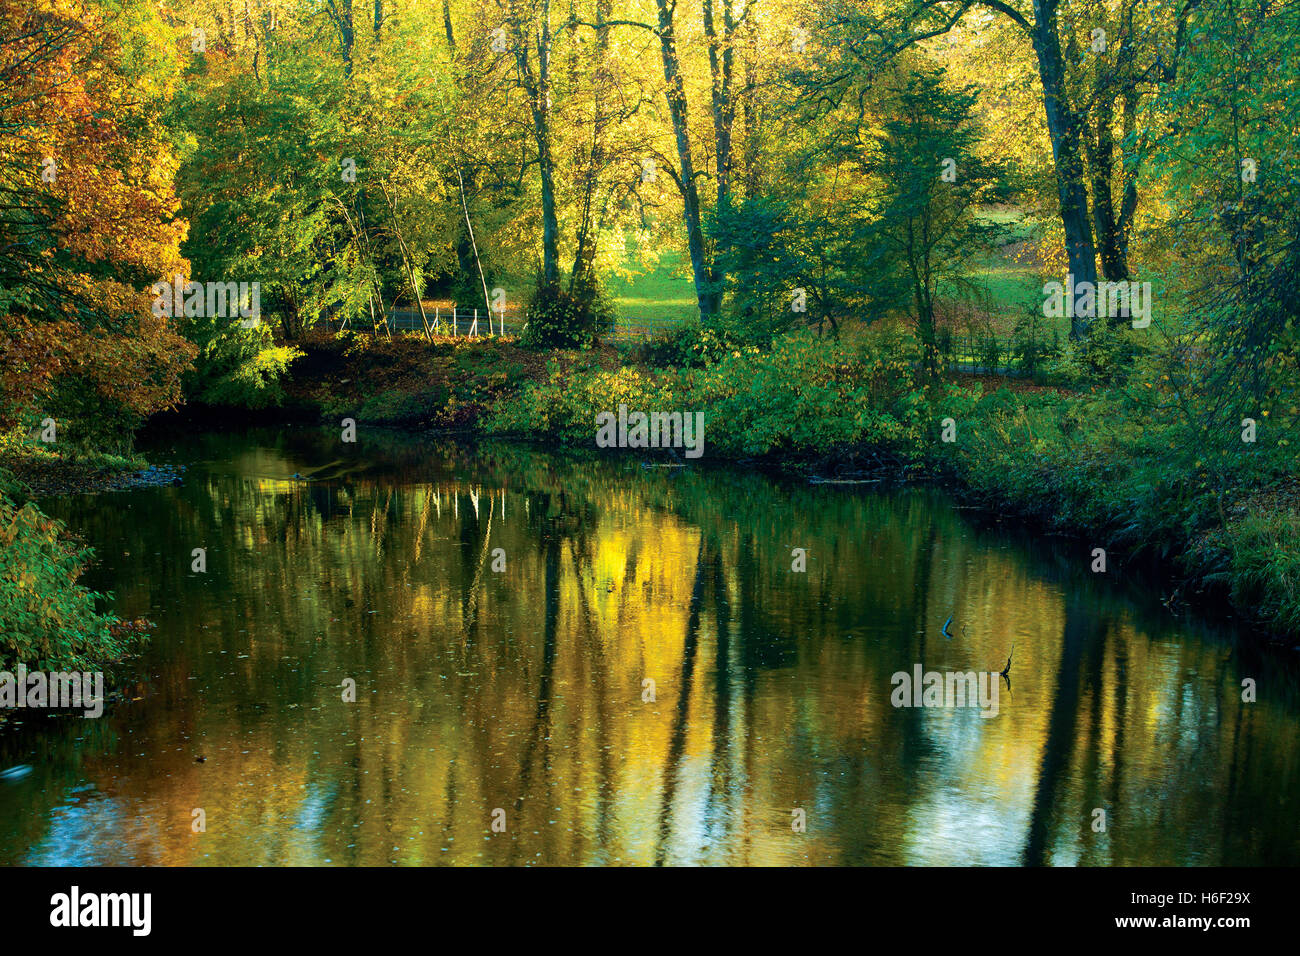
[1, 430, 1296, 866]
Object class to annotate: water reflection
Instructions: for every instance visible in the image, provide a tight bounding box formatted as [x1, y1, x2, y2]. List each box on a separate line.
[1, 427, 1296, 866]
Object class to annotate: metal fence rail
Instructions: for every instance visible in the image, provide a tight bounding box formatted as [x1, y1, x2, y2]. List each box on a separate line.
[322, 307, 664, 340]
[319, 312, 1139, 378]
[937, 328, 1142, 377]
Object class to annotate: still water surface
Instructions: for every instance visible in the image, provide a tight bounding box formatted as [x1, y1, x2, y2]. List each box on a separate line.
[1, 427, 1296, 865]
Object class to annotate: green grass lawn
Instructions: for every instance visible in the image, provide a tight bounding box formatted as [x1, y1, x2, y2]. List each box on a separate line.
[605, 249, 700, 331]
[596, 211, 1105, 345]
[935, 209, 1075, 341]
[967, 256, 1049, 318]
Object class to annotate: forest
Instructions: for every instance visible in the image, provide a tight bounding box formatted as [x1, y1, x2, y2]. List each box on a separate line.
[1, 0, 1297, 666]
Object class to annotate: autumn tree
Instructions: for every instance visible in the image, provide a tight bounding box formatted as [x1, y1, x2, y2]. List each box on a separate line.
[0, 0, 195, 449]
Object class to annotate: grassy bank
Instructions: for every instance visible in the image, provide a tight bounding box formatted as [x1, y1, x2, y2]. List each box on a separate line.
[469, 326, 1296, 642]
[10, 321, 1294, 656]
[261, 325, 1298, 648]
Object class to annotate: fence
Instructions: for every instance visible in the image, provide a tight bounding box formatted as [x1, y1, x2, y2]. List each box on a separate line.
[938, 330, 1050, 376]
[322, 306, 665, 341]
[936, 327, 1143, 377]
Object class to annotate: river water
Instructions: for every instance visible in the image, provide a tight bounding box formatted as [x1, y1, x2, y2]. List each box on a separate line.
[1, 426, 1295, 865]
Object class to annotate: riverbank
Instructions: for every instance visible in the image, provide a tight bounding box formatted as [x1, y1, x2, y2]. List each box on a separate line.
[3, 454, 187, 497]
[10, 425, 1296, 866]
[0, 438, 165, 672]
[245, 326, 1297, 644]
[6, 325, 1296, 650]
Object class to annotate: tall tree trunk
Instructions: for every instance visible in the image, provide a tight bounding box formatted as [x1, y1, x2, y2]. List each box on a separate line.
[1116, 90, 1140, 270]
[511, 0, 560, 286]
[571, 0, 613, 290]
[441, 0, 455, 50]
[740, 39, 759, 200]
[1087, 88, 1129, 283]
[654, 0, 718, 321]
[441, 8, 491, 317]
[533, 105, 559, 286]
[1030, 0, 1098, 338]
[325, 0, 354, 78]
[702, 0, 736, 211]
[1087, 20, 1142, 285]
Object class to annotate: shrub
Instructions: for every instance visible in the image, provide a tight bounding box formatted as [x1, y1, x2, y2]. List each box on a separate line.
[1214, 508, 1300, 636]
[487, 325, 933, 460]
[1059, 319, 1142, 383]
[520, 277, 614, 350]
[351, 385, 452, 425]
[0, 495, 143, 671]
[182, 318, 303, 409]
[634, 325, 743, 368]
[977, 333, 1002, 372]
[1, 312, 196, 456]
[1011, 309, 1060, 377]
[936, 325, 955, 370]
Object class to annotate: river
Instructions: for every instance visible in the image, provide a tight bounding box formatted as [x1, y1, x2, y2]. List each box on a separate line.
[1, 426, 1295, 865]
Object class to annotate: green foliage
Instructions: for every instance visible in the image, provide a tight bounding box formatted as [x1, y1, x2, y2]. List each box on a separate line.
[939, 367, 1300, 637]
[489, 325, 932, 459]
[977, 334, 1002, 373]
[1057, 320, 1142, 384]
[1212, 509, 1300, 636]
[1144, 0, 1300, 413]
[1010, 309, 1061, 378]
[0, 494, 141, 671]
[0, 455, 27, 500]
[696, 328, 930, 458]
[181, 318, 303, 409]
[633, 324, 744, 368]
[941, 387, 1193, 552]
[174, 57, 375, 338]
[40, 377, 136, 455]
[345, 385, 453, 426]
[865, 69, 1008, 372]
[0, 427, 139, 480]
[711, 195, 864, 341]
[520, 278, 614, 350]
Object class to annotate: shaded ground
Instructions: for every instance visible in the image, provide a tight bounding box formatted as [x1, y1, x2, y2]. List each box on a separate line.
[3, 451, 183, 497]
[283, 329, 622, 429]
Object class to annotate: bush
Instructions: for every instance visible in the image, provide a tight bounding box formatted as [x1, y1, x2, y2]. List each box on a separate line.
[487, 325, 935, 460]
[182, 318, 302, 409]
[1011, 310, 1061, 378]
[634, 325, 743, 368]
[1214, 508, 1300, 636]
[936, 325, 955, 370]
[0, 495, 144, 671]
[520, 276, 614, 350]
[978, 334, 1002, 372]
[350, 385, 452, 425]
[1, 304, 196, 457]
[1059, 319, 1142, 384]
